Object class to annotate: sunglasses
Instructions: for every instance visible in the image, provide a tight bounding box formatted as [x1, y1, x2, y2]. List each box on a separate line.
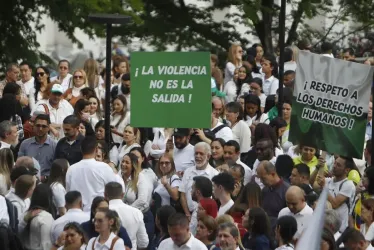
[74, 75, 83, 79]
[36, 72, 45, 77]
[60, 66, 68, 70]
[160, 161, 171, 166]
[35, 124, 49, 129]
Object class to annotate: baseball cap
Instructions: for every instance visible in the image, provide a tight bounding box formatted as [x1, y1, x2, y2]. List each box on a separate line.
[174, 128, 190, 137]
[51, 84, 64, 94]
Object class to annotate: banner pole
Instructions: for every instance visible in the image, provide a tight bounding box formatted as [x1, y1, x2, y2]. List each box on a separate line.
[277, 0, 286, 117]
[371, 86, 373, 162]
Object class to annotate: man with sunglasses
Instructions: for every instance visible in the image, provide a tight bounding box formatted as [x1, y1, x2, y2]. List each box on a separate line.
[51, 59, 72, 93]
[18, 114, 57, 179]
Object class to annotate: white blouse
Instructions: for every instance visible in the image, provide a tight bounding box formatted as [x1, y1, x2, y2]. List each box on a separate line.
[122, 172, 152, 213]
[231, 120, 252, 153]
[89, 113, 101, 129]
[154, 174, 181, 206]
[110, 112, 131, 144]
[224, 62, 239, 84]
[244, 113, 269, 127]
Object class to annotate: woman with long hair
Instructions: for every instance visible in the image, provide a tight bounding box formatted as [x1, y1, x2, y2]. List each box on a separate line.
[63, 69, 89, 106]
[210, 138, 225, 168]
[83, 58, 101, 89]
[253, 44, 264, 68]
[249, 78, 267, 112]
[30, 66, 52, 110]
[48, 159, 69, 216]
[80, 196, 132, 247]
[110, 95, 130, 145]
[95, 120, 119, 164]
[86, 208, 126, 250]
[242, 207, 274, 250]
[96, 140, 118, 172]
[0, 148, 14, 195]
[269, 117, 288, 149]
[225, 101, 252, 154]
[224, 44, 243, 84]
[360, 198, 374, 238]
[73, 99, 95, 136]
[261, 53, 279, 96]
[246, 54, 262, 79]
[88, 96, 102, 129]
[224, 68, 240, 103]
[118, 125, 141, 161]
[236, 64, 253, 98]
[130, 147, 157, 189]
[19, 183, 55, 250]
[51, 222, 87, 250]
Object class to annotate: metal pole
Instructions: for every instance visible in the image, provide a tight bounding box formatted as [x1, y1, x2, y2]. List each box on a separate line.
[371, 86, 373, 163]
[105, 23, 112, 146]
[277, 0, 286, 117]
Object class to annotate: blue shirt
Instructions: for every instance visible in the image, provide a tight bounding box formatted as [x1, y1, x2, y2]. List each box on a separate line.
[366, 121, 372, 140]
[18, 136, 57, 176]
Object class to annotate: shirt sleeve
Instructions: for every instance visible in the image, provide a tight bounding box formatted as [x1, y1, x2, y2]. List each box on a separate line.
[136, 213, 149, 248]
[339, 180, 355, 198]
[178, 171, 189, 193]
[170, 175, 182, 188]
[18, 140, 26, 157]
[0, 196, 9, 224]
[131, 174, 150, 212]
[52, 183, 66, 208]
[365, 222, 374, 241]
[238, 121, 252, 153]
[219, 127, 233, 142]
[39, 217, 53, 250]
[113, 238, 125, 250]
[225, 62, 236, 78]
[119, 226, 133, 249]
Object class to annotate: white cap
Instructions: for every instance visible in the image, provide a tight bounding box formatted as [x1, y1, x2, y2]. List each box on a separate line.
[51, 84, 64, 94]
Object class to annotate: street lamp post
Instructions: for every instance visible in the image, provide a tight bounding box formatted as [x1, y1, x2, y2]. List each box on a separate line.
[88, 14, 131, 146]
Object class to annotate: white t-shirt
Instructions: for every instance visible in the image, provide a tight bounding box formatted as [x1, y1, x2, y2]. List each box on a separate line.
[218, 199, 234, 216]
[154, 174, 181, 206]
[326, 178, 355, 232]
[211, 122, 233, 142]
[173, 144, 195, 172]
[275, 245, 294, 250]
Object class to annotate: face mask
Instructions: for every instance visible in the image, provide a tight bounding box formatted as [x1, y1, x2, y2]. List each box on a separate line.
[121, 85, 130, 95]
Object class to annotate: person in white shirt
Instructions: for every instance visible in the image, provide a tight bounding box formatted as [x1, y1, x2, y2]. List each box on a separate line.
[243, 94, 269, 129]
[341, 228, 374, 250]
[320, 42, 334, 58]
[0, 194, 9, 225]
[250, 78, 267, 111]
[158, 213, 207, 250]
[6, 174, 35, 222]
[110, 95, 130, 145]
[66, 136, 117, 212]
[150, 128, 173, 159]
[211, 113, 233, 142]
[0, 120, 19, 150]
[53, 222, 87, 250]
[261, 54, 279, 96]
[224, 44, 242, 84]
[172, 128, 195, 173]
[223, 140, 252, 185]
[275, 216, 297, 250]
[50, 191, 90, 244]
[50, 60, 73, 93]
[33, 84, 74, 140]
[217, 222, 242, 250]
[105, 182, 149, 250]
[315, 156, 356, 232]
[179, 142, 219, 222]
[19, 61, 35, 106]
[278, 186, 313, 239]
[86, 208, 126, 250]
[212, 172, 235, 216]
[225, 102, 251, 153]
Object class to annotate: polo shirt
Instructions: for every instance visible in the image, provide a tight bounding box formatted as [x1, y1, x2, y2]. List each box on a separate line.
[18, 136, 57, 176]
[158, 233, 207, 250]
[54, 133, 84, 166]
[179, 164, 219, 212]
[262, 179, 290, 228]
[278, 203, 313, 239]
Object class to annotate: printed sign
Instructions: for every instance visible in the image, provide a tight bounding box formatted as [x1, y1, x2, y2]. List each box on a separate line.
[130, 52, 211, 128]
[289, 51, 374, 158]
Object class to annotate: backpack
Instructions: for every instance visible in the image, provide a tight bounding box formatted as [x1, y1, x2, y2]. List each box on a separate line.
[5, 197, 18, 233]
[0, 222, 25, 250]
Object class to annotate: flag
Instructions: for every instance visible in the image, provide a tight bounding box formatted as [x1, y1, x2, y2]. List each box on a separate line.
[296, 187, 328, 250]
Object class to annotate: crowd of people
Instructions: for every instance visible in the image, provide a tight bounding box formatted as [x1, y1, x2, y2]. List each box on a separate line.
[0, 42, 373, 250]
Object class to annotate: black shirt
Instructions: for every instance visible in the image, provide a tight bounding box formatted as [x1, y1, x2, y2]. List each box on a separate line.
[54, 133, 84, 165]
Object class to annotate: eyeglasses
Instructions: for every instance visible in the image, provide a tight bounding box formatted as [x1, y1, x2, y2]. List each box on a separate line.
[60, 66, 68, 70]
[36, 72, 45, 77]
[74, 75, 83, 79]
[35, 124, 49, 129]
[160, 161, 171, 166]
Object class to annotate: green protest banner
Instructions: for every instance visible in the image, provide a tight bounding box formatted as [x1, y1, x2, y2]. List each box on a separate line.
[289, 51, 374, 159]
[130, 52, 211, 128]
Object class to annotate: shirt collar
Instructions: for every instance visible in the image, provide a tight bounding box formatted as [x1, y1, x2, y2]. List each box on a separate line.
[174, 233, 194, 248]
[67, 208, 84, 213]
[264, 75, 274, 82]
[0, 141, 11, 149]
[109, 199, 125, 206]
[22, 77, 34, 84]
[95, 232, 116, 248]
[295, 203, 310, 215]
[192, 164, 213, 174]
[31, 136, 52, 145]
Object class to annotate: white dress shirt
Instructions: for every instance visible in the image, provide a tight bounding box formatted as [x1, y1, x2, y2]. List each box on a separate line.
[158, 233, 207, 250]
[118, 143, 141, 164]
[5, 191, 30, 223]
[0, 140, 11, 150]
[109, 199, 149, 249]
[122, 172, 152, 213]
[50, 182, 66, 212]
[278, 203, 313, 239]
[179, 164, 219, 212]
[66, 158, 118, 212]
[173, 144, 195, 172]
[0, 195, 9, 225]
[86, 232, 125, 250]
[51, 74, 72, 93]
[19, 210, 54, 250]
[262, 75, 279, 96]
[50, 208, 90, 243]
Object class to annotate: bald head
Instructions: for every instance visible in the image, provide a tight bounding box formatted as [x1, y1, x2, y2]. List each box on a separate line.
[285, 185, 306, 214]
